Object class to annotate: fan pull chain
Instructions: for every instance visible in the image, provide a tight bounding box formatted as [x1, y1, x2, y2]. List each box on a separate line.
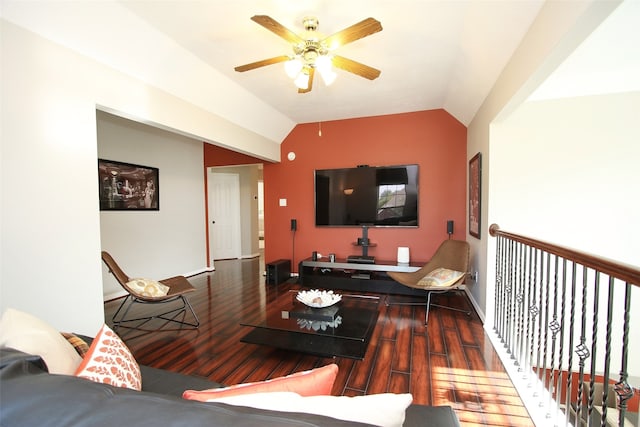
[318, 122, 322, 137]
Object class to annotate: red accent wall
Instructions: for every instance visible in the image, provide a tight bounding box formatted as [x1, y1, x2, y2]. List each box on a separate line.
[263, 109, 467, 272]
[204, 144, 264, 166]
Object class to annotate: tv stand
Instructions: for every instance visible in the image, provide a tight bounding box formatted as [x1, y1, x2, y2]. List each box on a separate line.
[352, 225, 376, 261]
[299, 257, 423, 296]
[347, 255, 375, 264]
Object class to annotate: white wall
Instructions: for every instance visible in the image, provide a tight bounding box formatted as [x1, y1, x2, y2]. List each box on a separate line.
[97, 111, 207, 300]
[466, 0, 619, 320]
[491, 93, 640, 265]
[0, 20, 281, 335]
[1, 21, 104, 334]
[0, 0, 296, 144]
[490, 92, 640, 376]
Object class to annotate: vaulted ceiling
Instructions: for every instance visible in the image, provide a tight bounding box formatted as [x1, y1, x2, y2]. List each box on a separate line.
[117, 0, 544, 127]
[2, 1, 638, 144]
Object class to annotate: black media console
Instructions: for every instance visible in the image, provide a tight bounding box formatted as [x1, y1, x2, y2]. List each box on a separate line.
[298, 257, 425, 297]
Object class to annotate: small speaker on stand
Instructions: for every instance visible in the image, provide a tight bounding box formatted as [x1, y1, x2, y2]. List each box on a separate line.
[447, 220, 454, 238]
[290, 219, 297, 276]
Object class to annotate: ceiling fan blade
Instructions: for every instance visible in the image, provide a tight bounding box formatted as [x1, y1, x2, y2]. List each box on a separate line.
[234, 55, 290, 72]
[332, 55, 381, 80]
[322, 18, 382, 50]
[298, 68, 315, 94]
[251, 15, 304, 44]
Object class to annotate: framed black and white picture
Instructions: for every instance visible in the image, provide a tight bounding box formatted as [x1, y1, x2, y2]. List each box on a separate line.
[98, 159, 159, 211]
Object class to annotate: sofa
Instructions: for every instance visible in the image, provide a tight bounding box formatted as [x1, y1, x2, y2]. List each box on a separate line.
[0, 346, 463, 427]
[0, 307, 461, 426]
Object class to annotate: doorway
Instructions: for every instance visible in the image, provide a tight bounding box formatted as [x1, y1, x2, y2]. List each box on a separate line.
[207, 170, 241, 261]
[258, 180, 264, 249]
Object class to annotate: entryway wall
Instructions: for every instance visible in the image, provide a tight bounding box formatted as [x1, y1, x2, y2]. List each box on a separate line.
[202, 142, 266, 261]
[97, 112, 263, 297]
[97, 111, 207, 300]
[207, 165, 262, 261]
[258, 180, 265, 249]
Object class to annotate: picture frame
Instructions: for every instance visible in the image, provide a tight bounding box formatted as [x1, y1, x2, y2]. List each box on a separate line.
[98, 159, 159, 211]
[468, 152, 481, 239]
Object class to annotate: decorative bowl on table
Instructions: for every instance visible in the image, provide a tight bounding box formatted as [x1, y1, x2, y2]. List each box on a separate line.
[296, 289, 342, 308]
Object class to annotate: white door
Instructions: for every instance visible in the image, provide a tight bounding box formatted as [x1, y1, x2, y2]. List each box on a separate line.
[208, 171, 241, 261]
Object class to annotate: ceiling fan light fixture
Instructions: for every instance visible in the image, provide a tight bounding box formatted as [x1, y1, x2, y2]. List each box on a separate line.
[284, 57, 303, 78]
[319, 67, 337, 86]
[303, 48, 319, 64]
[236, 15, 382, 93]
[315, 54, 331, 72]
[294, 70, 310, 89]
[302, 16, 319, 32]
[315, 55, 336, 86]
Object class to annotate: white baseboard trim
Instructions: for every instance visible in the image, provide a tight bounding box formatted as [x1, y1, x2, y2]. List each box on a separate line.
[463, 287, 486, 323]
[240, 253, 261, 259]
[104, 290, 127, 302]
[184, 266, 215, 277]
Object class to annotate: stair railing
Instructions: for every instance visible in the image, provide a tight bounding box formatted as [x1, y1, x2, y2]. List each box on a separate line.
[489, 224, 639, 426]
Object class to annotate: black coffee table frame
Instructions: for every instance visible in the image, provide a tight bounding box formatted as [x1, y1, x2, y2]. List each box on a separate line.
[240, 292, 380, 360]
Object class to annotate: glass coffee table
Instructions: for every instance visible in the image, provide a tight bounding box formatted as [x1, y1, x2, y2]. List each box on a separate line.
[240, 291, 380, 360]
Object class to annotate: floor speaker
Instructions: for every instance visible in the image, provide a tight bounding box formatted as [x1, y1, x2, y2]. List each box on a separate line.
[266, 259, 291, 285]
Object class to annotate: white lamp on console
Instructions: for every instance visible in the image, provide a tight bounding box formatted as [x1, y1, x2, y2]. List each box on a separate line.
[397, 247, 410, 265]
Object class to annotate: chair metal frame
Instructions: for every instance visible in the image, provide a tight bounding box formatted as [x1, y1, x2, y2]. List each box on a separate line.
[385, 239, 472, 325]
[102, 251, 200, 331]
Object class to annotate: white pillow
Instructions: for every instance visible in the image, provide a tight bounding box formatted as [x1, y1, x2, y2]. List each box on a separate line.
[0, 308, 83, 374]
[206, 391, 413, 427]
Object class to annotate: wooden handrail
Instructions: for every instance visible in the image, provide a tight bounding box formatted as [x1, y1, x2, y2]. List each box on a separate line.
[489, 224, 640, 287]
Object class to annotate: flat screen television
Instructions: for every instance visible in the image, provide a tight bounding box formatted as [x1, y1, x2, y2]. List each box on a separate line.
[315, 164, 419, 227]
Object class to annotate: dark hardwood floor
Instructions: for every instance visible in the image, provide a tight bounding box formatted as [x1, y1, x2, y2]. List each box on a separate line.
[104, 256, 533, 427]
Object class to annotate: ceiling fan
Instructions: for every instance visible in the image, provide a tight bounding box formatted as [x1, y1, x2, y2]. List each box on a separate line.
[234, 15, 382, 93]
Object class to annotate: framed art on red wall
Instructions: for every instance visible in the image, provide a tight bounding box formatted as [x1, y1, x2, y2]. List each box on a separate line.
[469, 152, 481, 239]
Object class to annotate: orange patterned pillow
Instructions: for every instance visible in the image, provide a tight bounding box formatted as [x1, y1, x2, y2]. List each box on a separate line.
[182, 364, 338, 401]
[74, 324, 141, 390]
